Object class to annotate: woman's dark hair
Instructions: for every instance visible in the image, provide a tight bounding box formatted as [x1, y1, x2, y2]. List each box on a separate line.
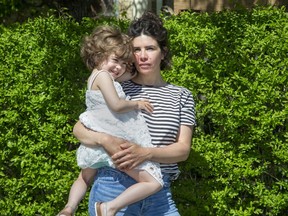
[127, 11, 171, 70]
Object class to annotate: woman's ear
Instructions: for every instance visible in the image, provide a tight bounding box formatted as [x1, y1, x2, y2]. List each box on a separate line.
[161, 47, 168, 60]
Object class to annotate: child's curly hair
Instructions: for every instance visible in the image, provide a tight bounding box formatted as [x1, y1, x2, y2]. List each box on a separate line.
[81, 25, 135, 72]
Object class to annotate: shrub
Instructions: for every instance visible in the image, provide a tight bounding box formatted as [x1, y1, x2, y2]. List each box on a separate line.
[0, 6, 287, 216]
[164, 6, 288, 216]
[0, 15, 129, 215]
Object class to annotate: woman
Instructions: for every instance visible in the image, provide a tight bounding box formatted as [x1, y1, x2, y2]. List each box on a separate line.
[73, 11, 196, 216]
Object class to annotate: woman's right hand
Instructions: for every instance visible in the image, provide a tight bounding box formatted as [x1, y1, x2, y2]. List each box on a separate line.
[112, 141, 151, 170]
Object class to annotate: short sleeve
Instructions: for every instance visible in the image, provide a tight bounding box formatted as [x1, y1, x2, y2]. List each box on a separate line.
[180, 88, 197, 126]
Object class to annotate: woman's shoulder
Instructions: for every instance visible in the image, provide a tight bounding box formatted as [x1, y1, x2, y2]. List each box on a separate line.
[122, 80, 192, 94]
[121, 80, 139, 89]
[166, 83, 193, 95]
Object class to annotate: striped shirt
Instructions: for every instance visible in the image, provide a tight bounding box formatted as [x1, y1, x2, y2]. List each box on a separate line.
[122, 80, 196, 179]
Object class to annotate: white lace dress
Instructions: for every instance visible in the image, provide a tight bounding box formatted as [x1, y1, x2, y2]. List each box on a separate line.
[76, 70, 163, 186]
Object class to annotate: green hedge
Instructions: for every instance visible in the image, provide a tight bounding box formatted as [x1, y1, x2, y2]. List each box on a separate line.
[0, 15, 129, 215]
[165, 6, 288, 216]
[0, 6, 287, 216]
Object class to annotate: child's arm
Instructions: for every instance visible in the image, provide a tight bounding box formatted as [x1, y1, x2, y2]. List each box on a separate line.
[93, 71, 153, 113]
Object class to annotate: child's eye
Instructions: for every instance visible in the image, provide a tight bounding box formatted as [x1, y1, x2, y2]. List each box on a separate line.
[122, 62, 128, 67]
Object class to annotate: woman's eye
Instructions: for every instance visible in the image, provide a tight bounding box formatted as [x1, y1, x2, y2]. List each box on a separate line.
[133, 48, 140, 53]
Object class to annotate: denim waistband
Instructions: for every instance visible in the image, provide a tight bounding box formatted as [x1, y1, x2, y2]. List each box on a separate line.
[97, 167, 173, 187]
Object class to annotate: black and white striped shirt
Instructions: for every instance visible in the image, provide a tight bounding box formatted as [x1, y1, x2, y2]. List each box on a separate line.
[122, 80, 196, 179]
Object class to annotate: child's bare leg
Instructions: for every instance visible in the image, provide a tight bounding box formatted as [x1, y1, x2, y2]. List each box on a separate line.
[58, 168, 97, 215]
[98, 169, 162, 216]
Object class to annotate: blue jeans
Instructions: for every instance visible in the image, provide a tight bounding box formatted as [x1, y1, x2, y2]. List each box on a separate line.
[88, 167, 180, 216]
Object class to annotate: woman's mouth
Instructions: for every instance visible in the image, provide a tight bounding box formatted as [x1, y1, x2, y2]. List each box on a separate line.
[139, 64, 150, 69]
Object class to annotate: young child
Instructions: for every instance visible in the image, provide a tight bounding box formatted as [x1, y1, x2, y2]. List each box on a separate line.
[57, 26, 163, 216]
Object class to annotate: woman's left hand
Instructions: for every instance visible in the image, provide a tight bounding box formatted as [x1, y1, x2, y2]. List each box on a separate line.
[111, 141, 151, 170]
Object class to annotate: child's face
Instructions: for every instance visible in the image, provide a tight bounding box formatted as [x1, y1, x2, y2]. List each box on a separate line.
[115, 69, 136, 83]
[101, 54, 128, 79]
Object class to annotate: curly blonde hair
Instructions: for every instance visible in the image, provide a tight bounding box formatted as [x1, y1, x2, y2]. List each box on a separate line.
[81, 25, 134, 71]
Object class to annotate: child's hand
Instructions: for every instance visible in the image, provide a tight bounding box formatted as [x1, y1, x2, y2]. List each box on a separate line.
[137, 100, 153, 113]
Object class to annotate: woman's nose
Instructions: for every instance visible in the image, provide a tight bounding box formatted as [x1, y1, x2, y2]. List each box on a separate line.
[139, 50, 148, 59]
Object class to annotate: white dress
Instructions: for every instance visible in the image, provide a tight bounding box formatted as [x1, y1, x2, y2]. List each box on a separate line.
[76, 70, 163, 186]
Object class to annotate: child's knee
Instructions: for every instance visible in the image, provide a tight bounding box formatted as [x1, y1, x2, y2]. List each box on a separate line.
[80, 169, 97, 186]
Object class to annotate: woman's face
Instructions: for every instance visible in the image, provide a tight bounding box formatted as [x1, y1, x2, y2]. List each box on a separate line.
[132, 34, 164, 76]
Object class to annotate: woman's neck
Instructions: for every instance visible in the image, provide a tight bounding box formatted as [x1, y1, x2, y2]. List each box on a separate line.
[132, 74, 166, 87]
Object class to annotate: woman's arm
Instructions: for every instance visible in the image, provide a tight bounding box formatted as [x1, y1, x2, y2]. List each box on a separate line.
[73, 121, 126, 156]
[112, 125, 194, 170]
